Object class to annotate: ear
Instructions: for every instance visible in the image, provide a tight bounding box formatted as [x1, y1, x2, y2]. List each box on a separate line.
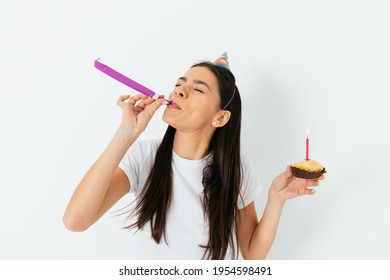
[212, 110, 231, 128]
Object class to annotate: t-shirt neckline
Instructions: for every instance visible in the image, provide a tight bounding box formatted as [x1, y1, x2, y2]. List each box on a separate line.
[172, 150, 212, 167]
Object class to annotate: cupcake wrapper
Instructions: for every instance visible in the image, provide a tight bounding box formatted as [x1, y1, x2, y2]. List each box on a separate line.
[291, 167, 326, 179]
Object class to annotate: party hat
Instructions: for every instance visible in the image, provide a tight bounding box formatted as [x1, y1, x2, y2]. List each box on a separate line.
[213, 51, 230, 69]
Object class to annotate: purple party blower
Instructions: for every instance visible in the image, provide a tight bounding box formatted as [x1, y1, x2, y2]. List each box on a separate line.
[94, 58, 170, 103]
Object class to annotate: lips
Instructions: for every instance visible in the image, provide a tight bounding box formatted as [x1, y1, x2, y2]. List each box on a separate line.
[168, 101, 181, 109]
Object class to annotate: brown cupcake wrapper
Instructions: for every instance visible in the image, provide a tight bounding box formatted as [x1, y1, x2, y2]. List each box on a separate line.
[291, 166, 326, 179]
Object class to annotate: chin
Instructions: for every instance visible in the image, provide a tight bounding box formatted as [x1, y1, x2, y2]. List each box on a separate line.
[163, 113, 189, 132]
[162, 111, 176, 127]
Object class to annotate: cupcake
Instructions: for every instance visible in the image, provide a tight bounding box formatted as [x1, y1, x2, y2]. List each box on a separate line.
[290, 160, 326, 179]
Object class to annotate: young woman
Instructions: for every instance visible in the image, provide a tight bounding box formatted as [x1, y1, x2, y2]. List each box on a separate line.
[63, 55, 325, 260]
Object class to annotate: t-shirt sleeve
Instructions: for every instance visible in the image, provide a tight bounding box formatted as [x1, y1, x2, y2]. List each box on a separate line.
[238, 153, 263, 209]
[118, 139, 159, 195]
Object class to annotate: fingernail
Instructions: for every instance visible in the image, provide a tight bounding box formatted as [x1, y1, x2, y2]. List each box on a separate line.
[312, 189, 316, 194]
[162, 101, 169, 105]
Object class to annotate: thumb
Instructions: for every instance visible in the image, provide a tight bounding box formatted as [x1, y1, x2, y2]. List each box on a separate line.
[280, 166, 293, 181]
[143, 98, 166, 116]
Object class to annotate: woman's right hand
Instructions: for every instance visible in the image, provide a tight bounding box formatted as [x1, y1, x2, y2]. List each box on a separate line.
[116, 94, 166, 137]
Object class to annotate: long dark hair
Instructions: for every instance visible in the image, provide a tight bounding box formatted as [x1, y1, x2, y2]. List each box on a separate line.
[127, 62, 242, 259]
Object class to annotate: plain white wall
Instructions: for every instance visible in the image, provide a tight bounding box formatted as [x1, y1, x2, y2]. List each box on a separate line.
[1, 0, 389, 259]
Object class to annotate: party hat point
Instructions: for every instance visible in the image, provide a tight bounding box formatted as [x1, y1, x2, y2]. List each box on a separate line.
[213, 51, 230, 69]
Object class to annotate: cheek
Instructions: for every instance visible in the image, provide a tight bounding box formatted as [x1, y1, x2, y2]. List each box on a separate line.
[188, 104, 217, 123]
[197, 97, 219, 114]
[162, 107, 186, 127]
[162, 96, 219, 126]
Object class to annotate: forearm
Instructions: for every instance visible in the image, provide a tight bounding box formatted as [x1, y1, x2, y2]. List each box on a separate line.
[64, 125, 137, 230]
[246, 190, 285, 259]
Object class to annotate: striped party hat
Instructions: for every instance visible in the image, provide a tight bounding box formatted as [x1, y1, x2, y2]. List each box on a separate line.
[213, 51, 230, 69]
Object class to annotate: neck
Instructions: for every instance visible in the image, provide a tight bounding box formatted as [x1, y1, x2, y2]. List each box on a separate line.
[173, 130, 214, 160]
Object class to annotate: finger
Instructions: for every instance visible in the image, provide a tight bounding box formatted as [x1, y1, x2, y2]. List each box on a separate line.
[280, 166, 293, 180]
[116, 95, 131, 105]
[128, 94, 149, 105]
[137, 97, 157, 109]
[117, 95, 133, 111]
[304, 188, 316, 195]
[306, 179, 320, 187]
[158, 94, 170, 103]
[143, 98, 166, 116]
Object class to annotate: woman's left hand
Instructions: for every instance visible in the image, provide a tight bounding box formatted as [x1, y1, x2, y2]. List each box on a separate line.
[270, 166, 325, 202]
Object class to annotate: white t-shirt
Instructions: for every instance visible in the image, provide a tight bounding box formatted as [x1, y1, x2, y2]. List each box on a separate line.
[118, 139, 262, 259]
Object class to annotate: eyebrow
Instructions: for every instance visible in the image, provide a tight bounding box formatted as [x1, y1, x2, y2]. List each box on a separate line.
[178, 77, 211, 91]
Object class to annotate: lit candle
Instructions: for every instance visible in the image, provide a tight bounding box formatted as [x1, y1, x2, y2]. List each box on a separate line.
[305, 129, 310, 161]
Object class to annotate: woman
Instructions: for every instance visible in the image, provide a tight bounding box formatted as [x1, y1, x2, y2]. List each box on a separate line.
[63, 54, 324, 260]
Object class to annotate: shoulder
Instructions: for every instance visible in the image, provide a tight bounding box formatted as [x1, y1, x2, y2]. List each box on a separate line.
[240, 151, 255, 170]
[239, 152, 260, 184]
[120, 138, 162, 168]
[238, 151, 263, 208]
[119, 139, 162, 194]
[128, 138, 161, 158]
[134, 138, 161, 154]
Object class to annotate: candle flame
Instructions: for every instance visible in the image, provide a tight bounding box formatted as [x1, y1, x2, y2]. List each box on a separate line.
[306, 128, 309, 136]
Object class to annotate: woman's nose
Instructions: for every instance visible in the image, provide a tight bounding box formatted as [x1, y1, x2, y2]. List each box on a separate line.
[175, 86, 189, 99]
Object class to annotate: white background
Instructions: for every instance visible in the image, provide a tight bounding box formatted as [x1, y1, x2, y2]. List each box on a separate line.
[1, 0, 389, 259]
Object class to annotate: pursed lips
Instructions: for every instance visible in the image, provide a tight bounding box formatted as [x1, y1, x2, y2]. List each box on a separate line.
[168, 101, 182, 109]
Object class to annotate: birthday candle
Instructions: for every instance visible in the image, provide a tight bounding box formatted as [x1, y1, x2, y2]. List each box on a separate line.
[305, 129, 310, 161]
